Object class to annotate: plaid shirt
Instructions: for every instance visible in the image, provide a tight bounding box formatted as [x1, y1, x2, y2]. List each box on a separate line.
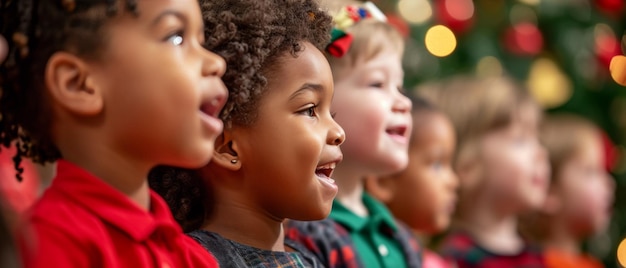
[439, 231, 545, 268]
[284, 218, 422, 268]
[189, 230, 323, 268]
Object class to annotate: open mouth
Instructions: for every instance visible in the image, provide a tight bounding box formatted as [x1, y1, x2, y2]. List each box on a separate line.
[386, 126, 407, 136]
[200, 97, 224, 118]
[315, 162, 336, 179]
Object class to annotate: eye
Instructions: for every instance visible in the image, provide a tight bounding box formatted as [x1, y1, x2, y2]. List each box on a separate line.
[298, 105, 318, 117]
[369, 81, 384, 88]
[166, 31, 184, 46]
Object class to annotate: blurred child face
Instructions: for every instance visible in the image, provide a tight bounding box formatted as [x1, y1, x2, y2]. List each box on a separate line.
[479, 104, 549, 213]
[372, 112, 458, 234]
[233, 42, 345, 220]
[331, 48, 412, 175]
[88, 0, 227, 168]
[556, 131, 615, 238]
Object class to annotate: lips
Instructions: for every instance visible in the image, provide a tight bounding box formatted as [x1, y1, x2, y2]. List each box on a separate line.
[200, 94, 226, 119]
[315, 162, 337, 179]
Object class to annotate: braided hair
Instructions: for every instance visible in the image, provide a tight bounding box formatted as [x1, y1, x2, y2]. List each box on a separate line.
[0, 0, 137, 180]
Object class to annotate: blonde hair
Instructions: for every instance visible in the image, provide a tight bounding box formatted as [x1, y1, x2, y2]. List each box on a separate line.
[540, 114, 599, 186]
[319, 1, 404, 77]
[418, 75, 537, 166]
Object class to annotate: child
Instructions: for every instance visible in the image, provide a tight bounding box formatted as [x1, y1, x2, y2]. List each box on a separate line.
[420, 75, 549, 268]
[523, 114, 614, 268]
[365, 95, 458, 268]
[149, 0, 345, 266]
[0, 0, 228, 267]
[284, 1, 422, 267]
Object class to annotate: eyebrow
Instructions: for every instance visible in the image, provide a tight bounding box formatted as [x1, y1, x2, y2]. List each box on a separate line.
[151, 10, 187, 27]
[289, 83, 325, 101]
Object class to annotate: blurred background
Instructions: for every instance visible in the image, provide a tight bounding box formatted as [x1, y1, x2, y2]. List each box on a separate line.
[368, 0, 625, 266]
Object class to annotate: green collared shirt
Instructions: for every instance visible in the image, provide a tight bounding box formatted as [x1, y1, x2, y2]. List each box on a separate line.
[330, 193, 408, 268]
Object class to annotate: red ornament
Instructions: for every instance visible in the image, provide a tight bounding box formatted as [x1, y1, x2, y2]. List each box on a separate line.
[434, 0, 474, 34]
[386, 13, 411, 38]
[600, 131, 619, 172]
[595, 0, 624, 16]
[596, 34, 622, 69]
[503, 22, 543, 56]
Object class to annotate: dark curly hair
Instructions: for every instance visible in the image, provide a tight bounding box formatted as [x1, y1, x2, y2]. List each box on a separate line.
[0, 0, 137, 180]
[201, 0, 332, 127]
[149, 0, 333, 232]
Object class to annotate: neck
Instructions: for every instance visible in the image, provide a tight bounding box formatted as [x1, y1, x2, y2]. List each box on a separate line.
[204, 191, 285, 251]
[57, 133, 151, 210]
[543, 221, 582, 255]
[333, 164, 368, 217]
[455, 196, 523, 254]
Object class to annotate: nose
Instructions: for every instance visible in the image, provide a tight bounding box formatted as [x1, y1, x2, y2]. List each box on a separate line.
[392, 91, 412, 114]
[327, 119, 346, 146]
[201, 48, 227, 78]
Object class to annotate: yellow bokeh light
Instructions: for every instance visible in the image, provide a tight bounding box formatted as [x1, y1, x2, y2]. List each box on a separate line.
[527, 57, 573, 109]
[425, 25, 457, 57]
[618, 238, 626, 267]
[476, 56, 503, 77]
[517, 0, 541, 6]
[611, 55, 626, 86]
[397, 0, 432, 24]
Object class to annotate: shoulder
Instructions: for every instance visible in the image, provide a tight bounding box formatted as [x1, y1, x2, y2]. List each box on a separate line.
[438, 231, 481, 267]
[285, 219, 362, 268]
[187, 230, 248, 268]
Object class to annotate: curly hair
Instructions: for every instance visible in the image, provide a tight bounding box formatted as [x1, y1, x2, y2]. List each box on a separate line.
[0, 0, 137, 180]
[201, 0, 332, 127]
[149, 0, 333, 232]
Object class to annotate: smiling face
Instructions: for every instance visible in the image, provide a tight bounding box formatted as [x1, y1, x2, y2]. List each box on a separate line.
[88, 0, 228, 168]
[331, 47, 412, 176]
[232, 42, 345, 221]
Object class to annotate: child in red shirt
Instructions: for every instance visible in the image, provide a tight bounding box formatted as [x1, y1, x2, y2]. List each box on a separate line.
[0, 1, 227, 267]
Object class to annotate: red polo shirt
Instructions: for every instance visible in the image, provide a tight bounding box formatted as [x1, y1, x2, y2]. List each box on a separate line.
[18, 160, 218, 268]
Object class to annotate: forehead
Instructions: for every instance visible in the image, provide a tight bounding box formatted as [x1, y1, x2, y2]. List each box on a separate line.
[267, 43, 332, 84]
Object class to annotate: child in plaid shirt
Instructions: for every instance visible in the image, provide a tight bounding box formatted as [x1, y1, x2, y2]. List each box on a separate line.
[421, 76, 549, 268]
[150, 0, 345, 267]
[285, 1, 422, 267]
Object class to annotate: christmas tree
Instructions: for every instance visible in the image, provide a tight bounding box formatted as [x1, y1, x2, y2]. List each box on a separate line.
[374, 0, 625, 266]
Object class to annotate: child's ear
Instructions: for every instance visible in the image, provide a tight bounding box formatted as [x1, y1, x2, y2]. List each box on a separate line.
[364, 176, 395, 203]
[211, 130, 241, 171]
[45, 51, 103, 116]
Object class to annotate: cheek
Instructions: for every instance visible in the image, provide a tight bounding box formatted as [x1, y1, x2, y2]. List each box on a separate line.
[333, 95, 388, 154]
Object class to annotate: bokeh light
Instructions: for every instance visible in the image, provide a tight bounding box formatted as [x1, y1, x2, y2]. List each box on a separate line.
[527, 57, 573, 108]
[444, 0, 474, 21]
[425, 25, 457, 57]
[476, 56, 503, 77]
[397, 0, 432, 24]
[617, 238, 626, 267]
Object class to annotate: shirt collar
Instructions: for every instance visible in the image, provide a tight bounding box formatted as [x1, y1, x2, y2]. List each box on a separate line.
[330, 192, 397, 232]
[52, 160, 182, 242]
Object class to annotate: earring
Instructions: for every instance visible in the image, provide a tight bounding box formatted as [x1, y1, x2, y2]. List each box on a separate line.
[230, 159, 238, 164]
